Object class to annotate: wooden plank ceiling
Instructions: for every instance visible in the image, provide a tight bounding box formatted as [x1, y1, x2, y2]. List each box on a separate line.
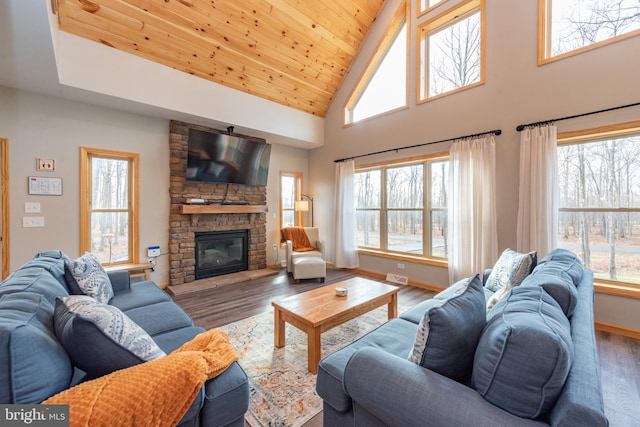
[54, 0, 386, 117]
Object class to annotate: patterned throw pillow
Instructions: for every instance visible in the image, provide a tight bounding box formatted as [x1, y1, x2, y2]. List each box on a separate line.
[407, 274, 486, 382]
[64, 253, 114, 304]
[54, 295, 166, 378]
[484, 248, 537, 293]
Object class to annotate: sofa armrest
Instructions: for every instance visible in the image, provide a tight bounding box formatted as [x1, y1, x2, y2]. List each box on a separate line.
[107, 270, 131, 293]
[344, 348, 542, 427]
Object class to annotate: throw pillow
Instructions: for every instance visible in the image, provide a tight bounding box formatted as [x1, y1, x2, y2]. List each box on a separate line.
[54, 295, 166, 378]
[407, 274, 486, 382]
[485, 285, 510, 313]
[484, 248, 537, 293]
[64, 252, 114, 304]
[472, 286, 573, 419]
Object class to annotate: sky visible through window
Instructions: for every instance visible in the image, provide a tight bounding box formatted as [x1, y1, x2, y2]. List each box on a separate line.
[352, 25, 407, 123]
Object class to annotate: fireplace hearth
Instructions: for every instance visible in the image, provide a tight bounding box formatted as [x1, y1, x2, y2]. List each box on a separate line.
[195, 230, 248, 279]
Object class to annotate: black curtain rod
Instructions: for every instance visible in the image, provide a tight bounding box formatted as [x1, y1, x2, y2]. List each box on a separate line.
[516, 101, 640, 132]
[333, 128, 502, 163]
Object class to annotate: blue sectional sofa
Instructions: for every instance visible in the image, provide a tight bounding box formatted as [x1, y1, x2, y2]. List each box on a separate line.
[316, 249, 608, 426]
[0, 250, 249, 427]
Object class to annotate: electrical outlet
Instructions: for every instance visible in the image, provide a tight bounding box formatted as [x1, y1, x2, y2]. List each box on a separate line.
[36, 158, 55, 171]
[397, 263, 405, 270]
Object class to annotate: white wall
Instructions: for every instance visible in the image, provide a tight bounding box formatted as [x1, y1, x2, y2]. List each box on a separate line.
[265, 143, 310, 265]
[311, 0, 640, 329]
[0, 86, 308, 284]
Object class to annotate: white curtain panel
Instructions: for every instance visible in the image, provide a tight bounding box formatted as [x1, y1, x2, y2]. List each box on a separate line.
[516, 124, 559, 258]
[448, 134, 498, 283]
[334, 159, 360, 268]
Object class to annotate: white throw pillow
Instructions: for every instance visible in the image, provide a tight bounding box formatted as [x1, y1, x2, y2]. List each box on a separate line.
[64, 252, 114, 304]
[484, 249, 537, 293]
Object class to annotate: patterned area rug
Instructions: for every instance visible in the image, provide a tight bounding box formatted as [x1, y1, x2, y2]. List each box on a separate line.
[218, 305, 402, 427]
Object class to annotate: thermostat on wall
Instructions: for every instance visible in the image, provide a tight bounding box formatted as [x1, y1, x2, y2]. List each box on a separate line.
[147, 246, 161, 257]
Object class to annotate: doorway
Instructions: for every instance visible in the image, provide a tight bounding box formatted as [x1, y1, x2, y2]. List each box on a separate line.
[1, 138, 9, 279]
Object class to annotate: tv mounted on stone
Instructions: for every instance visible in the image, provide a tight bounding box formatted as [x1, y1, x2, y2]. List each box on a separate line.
[186, 128, 271, 186]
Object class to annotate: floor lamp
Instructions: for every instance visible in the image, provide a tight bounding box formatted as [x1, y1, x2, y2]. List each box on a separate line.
[294, 194, 314, 226]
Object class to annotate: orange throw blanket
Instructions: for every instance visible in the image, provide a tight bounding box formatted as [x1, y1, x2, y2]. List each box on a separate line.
[44, 329, 238, 427]
[281, 227, 316, 252]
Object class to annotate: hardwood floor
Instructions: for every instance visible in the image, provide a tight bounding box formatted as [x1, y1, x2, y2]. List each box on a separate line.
[172, 267, 640, 427]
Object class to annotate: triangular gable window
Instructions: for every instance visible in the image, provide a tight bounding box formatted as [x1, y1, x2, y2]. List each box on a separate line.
[344, 2, 408, 125]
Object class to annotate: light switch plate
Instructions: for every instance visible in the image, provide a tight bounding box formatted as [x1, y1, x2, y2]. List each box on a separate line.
[23, 216, 45, 227]
[25, 202, 41, 213]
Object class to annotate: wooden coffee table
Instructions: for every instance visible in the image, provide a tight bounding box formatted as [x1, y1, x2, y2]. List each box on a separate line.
[271, 277, 399, 374]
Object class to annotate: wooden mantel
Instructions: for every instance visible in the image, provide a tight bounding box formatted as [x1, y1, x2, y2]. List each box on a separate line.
[179, 204, 268, 214]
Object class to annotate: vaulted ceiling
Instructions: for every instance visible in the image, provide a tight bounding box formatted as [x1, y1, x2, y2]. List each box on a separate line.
[54, 0, 386, 117]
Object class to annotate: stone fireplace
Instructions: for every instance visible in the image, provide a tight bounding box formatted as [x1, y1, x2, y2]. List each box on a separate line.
[168, 120, 267, 286]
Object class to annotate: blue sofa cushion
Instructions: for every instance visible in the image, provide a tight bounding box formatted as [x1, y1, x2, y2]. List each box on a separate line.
[0, 266, 70, 306]
[54, 295, 166, 378]
[316, 318, 418, 412]
[400, 276, 471, 324]
[484, 249, 537, 292]
[407, 274, 485, 382]
[520, 270, 578, 317]
[520, 249, 582, 317]
[537, 248, 583, 286]
[28, 250, 71, 289]
[64, 253, 114, 304]
[472, 286, 573, 419]
[0, 293, 72, 403]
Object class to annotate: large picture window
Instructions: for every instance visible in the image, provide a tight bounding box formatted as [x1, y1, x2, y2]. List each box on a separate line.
[355, 155, 448, 261]
[539, 0, 640, 63]
[80, 147, 139, 265]
[558, 121, 640, 285]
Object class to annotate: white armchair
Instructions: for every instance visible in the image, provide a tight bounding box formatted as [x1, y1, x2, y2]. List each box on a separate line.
[283, 227, 325, 282]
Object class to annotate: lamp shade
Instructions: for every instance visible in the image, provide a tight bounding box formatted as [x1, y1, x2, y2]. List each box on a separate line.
[294, 200, 310, 212]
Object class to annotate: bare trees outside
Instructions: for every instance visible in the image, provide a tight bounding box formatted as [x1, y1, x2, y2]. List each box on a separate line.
[355, 160, 448, 258]
[91, 157, 130, 264]
[558, 135, 640, 284]
[549, 0, 640, 57]
[428, 9, 481, 98]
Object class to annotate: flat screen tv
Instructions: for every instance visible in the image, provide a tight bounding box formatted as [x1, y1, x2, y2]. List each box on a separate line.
[186, 128, 271, 186]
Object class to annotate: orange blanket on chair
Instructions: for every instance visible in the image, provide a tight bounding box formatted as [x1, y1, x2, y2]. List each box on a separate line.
[281, 227, 316, 252]
[43, 329, 238, 427]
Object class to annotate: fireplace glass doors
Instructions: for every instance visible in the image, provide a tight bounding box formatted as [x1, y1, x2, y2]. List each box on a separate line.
[194, 230, 248, 279]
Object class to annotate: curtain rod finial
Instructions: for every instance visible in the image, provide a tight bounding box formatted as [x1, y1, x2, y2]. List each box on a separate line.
[494, 129, 502, 136]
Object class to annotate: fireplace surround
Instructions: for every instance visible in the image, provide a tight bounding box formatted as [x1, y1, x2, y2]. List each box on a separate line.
[169, 120, 267, 286]
[195, 230, 248, 279]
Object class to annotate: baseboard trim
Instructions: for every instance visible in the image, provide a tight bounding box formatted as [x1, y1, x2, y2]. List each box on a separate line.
[352, 267, 444, 293]
[595, 321, 640, 339]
